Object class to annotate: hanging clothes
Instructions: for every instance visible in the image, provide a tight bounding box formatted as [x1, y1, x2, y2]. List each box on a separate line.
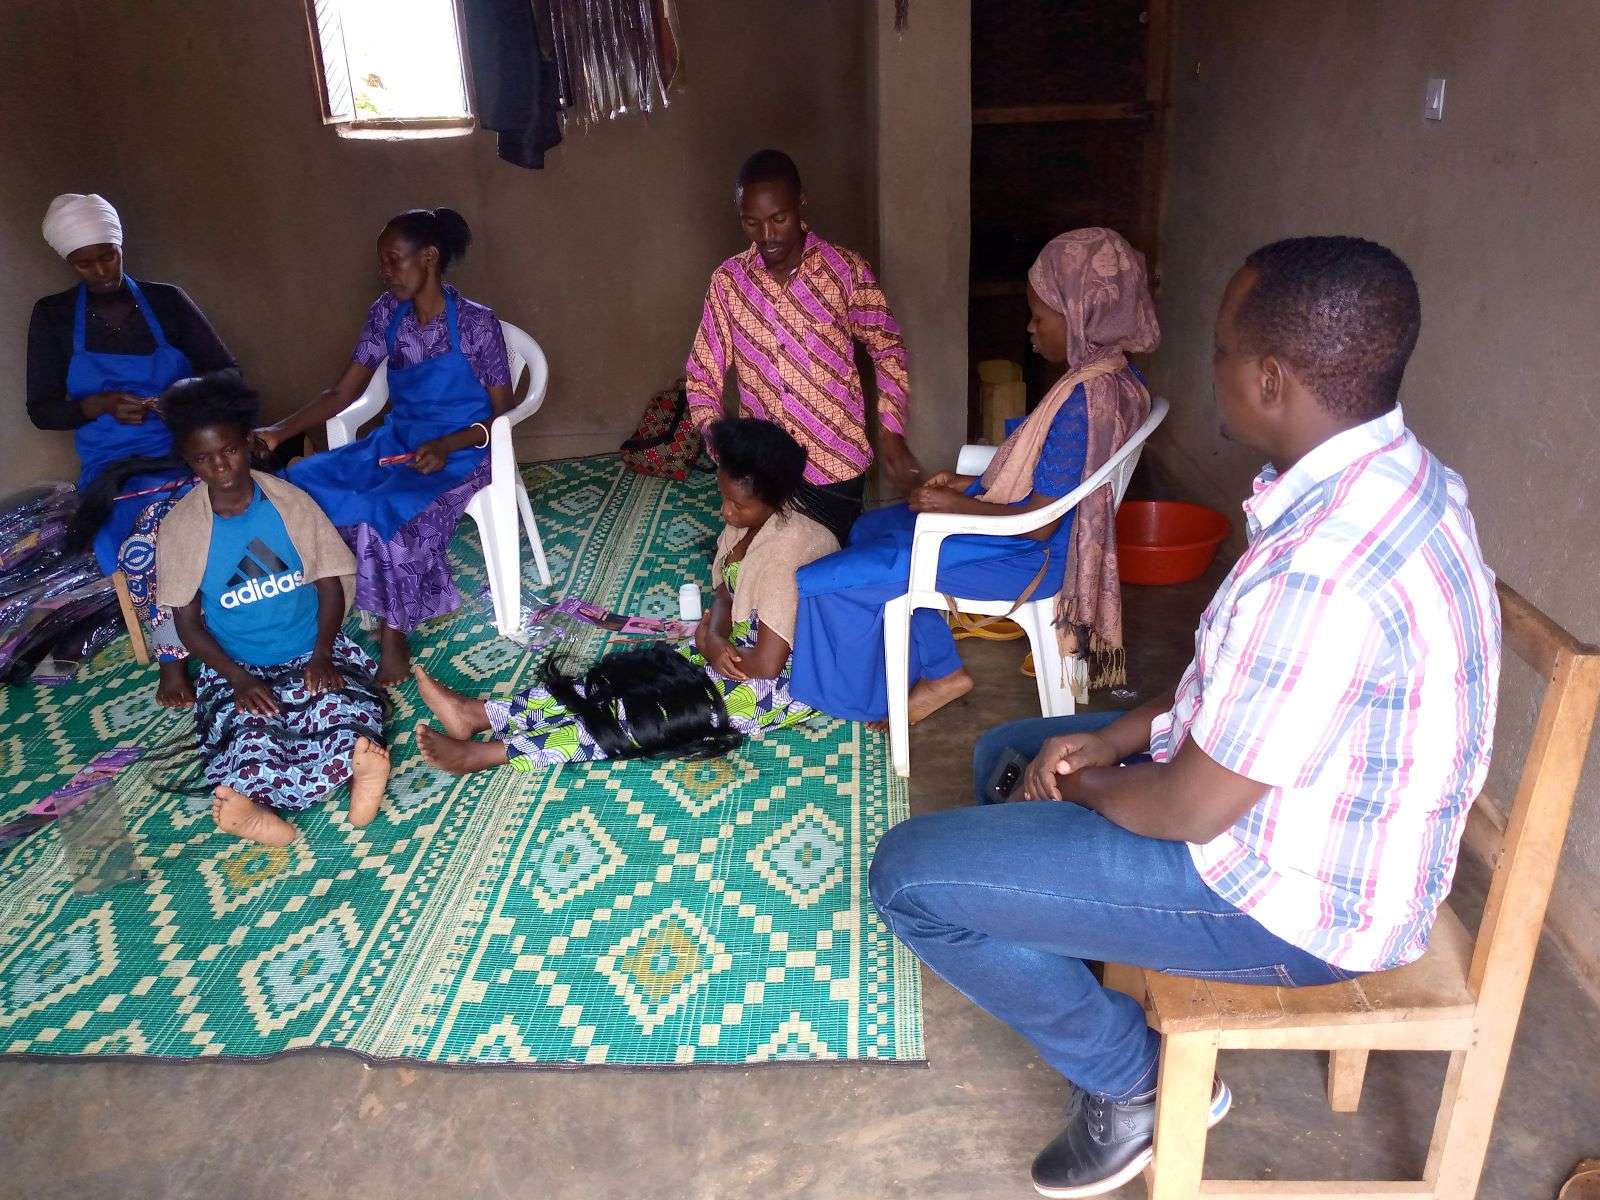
[63, 278, 194, 572]
[548, 0, 677, 127]
[460, 0, 564, 169]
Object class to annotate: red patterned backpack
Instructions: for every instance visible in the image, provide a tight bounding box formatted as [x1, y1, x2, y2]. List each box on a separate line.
[620, 380, 713, 480]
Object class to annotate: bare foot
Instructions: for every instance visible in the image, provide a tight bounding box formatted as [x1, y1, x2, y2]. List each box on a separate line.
[411, 665, 490, 739]
[416, 724, 509, 775]
[869, 668, 976, 731]
[348, 736, 390, 827]
[907, 668, 975, 723]
[377, 625, 412, 687]
[211, 786, 297, 846]
[156, 659, 196, 708]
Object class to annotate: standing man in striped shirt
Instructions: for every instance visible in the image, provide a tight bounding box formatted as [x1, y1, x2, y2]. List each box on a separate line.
[869, 237, 1501, 1198]
[685, 149, 923, 545]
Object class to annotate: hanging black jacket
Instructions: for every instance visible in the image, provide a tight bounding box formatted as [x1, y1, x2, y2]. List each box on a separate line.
[461, 0, 564, 170]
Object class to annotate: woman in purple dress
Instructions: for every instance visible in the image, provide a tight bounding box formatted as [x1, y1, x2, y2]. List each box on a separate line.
[255, 208, 514, 684]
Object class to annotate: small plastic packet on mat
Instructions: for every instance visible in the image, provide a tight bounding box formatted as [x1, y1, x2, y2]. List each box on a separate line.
[56, 777, 146, 894]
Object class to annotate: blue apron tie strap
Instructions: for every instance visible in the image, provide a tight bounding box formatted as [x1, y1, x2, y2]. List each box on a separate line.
[444, 289, 461, 350]
[384, 298, 411, 359]
[72, 278, 170, 353]
[122, 277, 170, 349]
[72, 284, 89, 354]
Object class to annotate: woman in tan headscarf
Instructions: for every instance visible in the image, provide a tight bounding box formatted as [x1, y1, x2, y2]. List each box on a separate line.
[789, 227, 1158, 726]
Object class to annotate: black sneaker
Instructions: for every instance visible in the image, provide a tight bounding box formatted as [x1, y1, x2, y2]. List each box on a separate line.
[1030, 1075, 1232, 1198]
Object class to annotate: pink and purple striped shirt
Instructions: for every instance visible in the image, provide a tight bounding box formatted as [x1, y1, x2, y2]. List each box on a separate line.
[685, 233, 909, 485]
[1151, 406, 1501, 971]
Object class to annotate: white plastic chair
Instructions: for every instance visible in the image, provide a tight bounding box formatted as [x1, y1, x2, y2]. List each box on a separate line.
[884, 396, 1170, 777]
[325, 320, 552, 637]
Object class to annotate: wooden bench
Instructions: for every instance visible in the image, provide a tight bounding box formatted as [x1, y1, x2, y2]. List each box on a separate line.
[110, 569, 150, 665]
[1104, 580, 1600, 1199]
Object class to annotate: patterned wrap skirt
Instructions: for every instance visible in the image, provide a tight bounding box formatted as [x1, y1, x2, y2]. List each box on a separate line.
[194, 633, 385, 810]
[117, 489, 191, 663]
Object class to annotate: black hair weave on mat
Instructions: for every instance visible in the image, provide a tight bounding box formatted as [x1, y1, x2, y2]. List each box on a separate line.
[539, 643, 743, 762]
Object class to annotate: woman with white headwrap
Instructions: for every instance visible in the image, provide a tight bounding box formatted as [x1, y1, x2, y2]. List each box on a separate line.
[27, 192, 240, 707]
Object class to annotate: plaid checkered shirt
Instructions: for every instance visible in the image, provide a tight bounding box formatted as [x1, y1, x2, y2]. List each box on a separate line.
[1150, 405, 1501, 971]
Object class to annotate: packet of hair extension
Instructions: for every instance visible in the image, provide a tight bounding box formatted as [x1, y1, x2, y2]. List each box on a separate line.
[55, 776, 146, 894]
[523, 597, 695, 643]
[0, 746, 149, 853]
[30, 608, 124, 686]
[0, 481, 76, 572]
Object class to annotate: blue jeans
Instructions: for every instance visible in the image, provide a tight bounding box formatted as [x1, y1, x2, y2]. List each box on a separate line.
[870, 713, 1356, 1100]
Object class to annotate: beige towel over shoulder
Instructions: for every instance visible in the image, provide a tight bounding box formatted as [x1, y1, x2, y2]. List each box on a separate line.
[712, 509, 838, 648]
[157, 471, 357, 613]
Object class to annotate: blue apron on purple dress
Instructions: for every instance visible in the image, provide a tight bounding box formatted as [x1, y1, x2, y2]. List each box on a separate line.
[288, 291, 492, 541]
[65, 278, 194, 572]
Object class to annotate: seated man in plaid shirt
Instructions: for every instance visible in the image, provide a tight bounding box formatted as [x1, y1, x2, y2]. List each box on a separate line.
[869, 236, 1501, 1199]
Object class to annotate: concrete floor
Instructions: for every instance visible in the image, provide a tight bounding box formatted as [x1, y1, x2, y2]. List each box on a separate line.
[3, 564, 1598, 1200]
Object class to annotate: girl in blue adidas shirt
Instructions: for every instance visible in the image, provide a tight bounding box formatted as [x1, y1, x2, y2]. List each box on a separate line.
[155, 375, 388, 847]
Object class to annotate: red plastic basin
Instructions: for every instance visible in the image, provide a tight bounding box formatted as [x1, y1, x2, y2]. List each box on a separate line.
[1115, 500, 1230, 585]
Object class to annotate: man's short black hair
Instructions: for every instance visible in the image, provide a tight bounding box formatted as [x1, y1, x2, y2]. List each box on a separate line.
[736, 149, 803, 200]
[1236, 236, 1421, 421]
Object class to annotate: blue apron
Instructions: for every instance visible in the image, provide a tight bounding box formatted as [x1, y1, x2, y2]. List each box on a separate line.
[65, 278, 194, 572]
[289, 292, 492, 541]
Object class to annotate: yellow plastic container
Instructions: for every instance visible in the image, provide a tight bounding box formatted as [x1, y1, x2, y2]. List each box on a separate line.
[977, 359, 1026, 446]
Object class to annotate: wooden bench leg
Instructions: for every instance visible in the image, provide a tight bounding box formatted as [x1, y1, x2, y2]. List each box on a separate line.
[1103, 961, 1147, 1005]
[111, 571, 150, 666]
[1327, 1048, 1370, 1113]
[1148, 1029, 1220, 1200]
[1425, 1043, 1510, 1198]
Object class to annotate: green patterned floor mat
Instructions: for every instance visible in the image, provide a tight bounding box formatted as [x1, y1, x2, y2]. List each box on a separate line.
[0, 456, 923, 1067]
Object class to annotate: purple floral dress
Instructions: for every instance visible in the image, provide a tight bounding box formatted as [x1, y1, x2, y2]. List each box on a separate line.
[340, 285, 511, 631]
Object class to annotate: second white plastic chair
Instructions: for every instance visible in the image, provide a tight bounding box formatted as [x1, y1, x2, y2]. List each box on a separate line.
[884, 397, 1170, 777]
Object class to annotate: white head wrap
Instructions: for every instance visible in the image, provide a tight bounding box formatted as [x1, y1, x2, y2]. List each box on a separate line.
[41, 193, 123, 259]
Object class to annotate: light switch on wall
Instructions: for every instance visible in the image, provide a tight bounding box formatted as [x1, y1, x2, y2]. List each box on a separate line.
[1424, 77, 1447, 121]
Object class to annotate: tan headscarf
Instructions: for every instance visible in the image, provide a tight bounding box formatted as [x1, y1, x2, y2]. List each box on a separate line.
[977, 228, 1159, 688]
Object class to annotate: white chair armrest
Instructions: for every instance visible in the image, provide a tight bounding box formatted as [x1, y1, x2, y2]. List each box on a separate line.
[325, 363, 389, 450]
[326, 320, 548, 452]
[904, 397, 1169, 595]
[498, 320, 549, 429]
[482, 321, 549, 507]
[956, 443, 1000, 476]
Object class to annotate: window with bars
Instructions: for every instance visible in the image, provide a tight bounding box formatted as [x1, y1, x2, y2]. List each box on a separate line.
[303, 0, 474, 138]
